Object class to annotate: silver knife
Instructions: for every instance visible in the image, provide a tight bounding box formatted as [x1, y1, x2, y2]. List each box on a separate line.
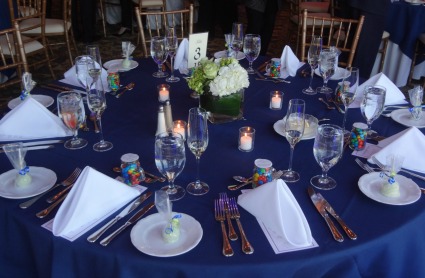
[87, 191, 152, 243]
[316, 193, 357, 240]
[0, 139, 63, 148]
[308, 186, 344, 242]
[0, 145, 54, 153]
[100, 202, 155, 246]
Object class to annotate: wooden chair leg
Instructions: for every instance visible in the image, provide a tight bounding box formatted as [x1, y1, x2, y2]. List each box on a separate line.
[408, 39, 419, 87]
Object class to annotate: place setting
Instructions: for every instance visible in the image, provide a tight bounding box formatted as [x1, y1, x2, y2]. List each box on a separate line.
[103, 41, 138, 72]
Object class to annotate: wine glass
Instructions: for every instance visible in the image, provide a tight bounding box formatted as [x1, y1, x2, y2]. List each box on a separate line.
[311, 124, 344, 190]
[155, 132, 186, 201]
[340, 67, 359, 136]
[57, 91, 88, 150]
[360, 85, 386, 135]
[231, 22, 244, 59]
[281, 99, 305, 183]
[302, 36, 322, 95]
[75, 55, 93, 90]
[224, 33, 234, 57]
[151, 36, 169, 78]
[86, 77, 113, 152]
[86, 45, 102, 85]
[186, 107, 209, 195]
[243, 34, 261, 74]
[316, 48, 337, 94]
[165, 28, 180, 83]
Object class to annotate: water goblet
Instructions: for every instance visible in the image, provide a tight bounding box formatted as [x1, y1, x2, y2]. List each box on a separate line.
[316, 48, 337, 94]
[360, 85, 386, 135]
[281, 99, 305, 183]
[155, 132, 186, 201]
[165, 28, 180, 83]
[75, 55, 93, 91]
[231, 22, 244, 59]
[340, 67, 359, 136]
[151, 36, 169, 78]
[311, 124, 344, 190]
[57, 91, 88, 150]
[186, 107, 209, 195]
[302, 35, 322, 95]
[243, 34, 261, 74]
[224, 33, 234, 57]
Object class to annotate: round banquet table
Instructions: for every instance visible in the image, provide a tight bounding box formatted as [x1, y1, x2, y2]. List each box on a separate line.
[1, 56, 425, 278]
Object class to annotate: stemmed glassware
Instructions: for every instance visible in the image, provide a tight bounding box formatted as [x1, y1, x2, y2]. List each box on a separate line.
[231, 22, 244, 60]
[281, 99, 305, 183]
[165, 27, 180, 83]
[340, 67, 359, 135]
[224, 33, 234, 57]
[316, 48, 337, 94]
[75, 55, 93, 90]
[302, 36, 322, 95]
[360, 85, 386, 135]
[243, 34, 261, 74]
[57, 91, 88, 150]
[86, 77, 113, 152]
[151, 36, 169, 78]
[155, 132, 186, 201]
[311, 124, 344, 190]
[86, 45, 102, 86]
[186, 107, 209, 195]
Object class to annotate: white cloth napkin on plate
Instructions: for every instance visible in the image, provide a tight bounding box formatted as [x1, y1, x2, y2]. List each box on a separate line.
[351, 72, 407, 108]
[52, 166, 140, 240]
[174, 38, 189, 74]
[238, 179, 312, 247]
[60, 64, 111, 92]
[368, 126, 425, 174]
[280, 45, 304, 78]
[0, 97, 72, 141]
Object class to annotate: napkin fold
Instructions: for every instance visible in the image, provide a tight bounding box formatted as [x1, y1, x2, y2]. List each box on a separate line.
[52, 166, 140, 240]
[61, 64, 110, 92]
[280, 45, 304, 78]
[0, 97, 72, 141]
[368, 126, 425, 174]
[238, 179, 312, 247]
[174, 38, 189, 74]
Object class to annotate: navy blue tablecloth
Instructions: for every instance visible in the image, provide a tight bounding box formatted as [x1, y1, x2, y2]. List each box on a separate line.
[1, 57, 425, 278]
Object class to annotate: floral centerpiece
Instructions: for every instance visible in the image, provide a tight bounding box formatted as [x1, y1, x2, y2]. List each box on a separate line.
[187, 57, 249, 123]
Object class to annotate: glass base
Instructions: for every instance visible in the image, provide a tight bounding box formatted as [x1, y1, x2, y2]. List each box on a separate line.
[316, 86, 333, 94]
[64, 138, 88, 150]
[187, 181, 209, 195]
[190, 91, 199, 99]
[310, 175, 337, 190]
[247, 67, 255, 74]
[93, 141, 113, 152]
[302, 87, 317, 95]
[281, 170, 300, 183]
[166, 76, 180, 83]
[161, 184, 185, 201]
[153, 71, 168, 78]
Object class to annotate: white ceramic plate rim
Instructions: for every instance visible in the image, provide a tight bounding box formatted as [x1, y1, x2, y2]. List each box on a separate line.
[0, 167, 57, 199]
[390, 108, 425, 128]
[404, 0, 424, 5]
[273, 114, 319, 140]
[8, 95, 54, 110]
[214, 50, 245, 61]
[103, 59, 139, 71]
[130, 212, 203, 257]
[358, 172, 421, 205]
[314, 67, 350, 80]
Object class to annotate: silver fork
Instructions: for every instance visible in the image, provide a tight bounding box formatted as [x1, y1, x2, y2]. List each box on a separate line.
[19, 168, 82, 209]
[354, 158, 373, 173]
[229, 197, 254, 254]
[219, 193, 238, 241]
[214, 199, 234, 257]
[372, 157, 425, 182]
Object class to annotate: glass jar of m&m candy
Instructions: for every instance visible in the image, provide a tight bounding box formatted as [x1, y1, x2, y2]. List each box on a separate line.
[120, 153, 145, 186]
[252, 159, 273, 188]
[349, 123, 368, 151]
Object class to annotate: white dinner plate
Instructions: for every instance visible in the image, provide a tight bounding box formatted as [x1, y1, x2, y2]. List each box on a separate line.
[0, 167, 57, 199]
[103, 59, 139, 72]
[273, 114, 319, 140]
[390, 109, 425, 128]
[358, 172, 421, 206]
[314, 67, 350, 80]
[404, 0, 425, 5]
[130, 212, 203, 257]
[214, 50, 245, 61]
[8, 95, 54, 110]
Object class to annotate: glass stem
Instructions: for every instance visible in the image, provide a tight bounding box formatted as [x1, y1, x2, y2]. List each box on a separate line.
[158, 64, 162, 75]
[321, 168, 329, 180]
[308, 68, 314, 89]
[342, 106, 348, 130]
[287, 145, 295, 171]
[170, 56, 175, 78]
[96, 115, 105, 144]
[248, 61, 253, 71]
[195, 156, 201, 189]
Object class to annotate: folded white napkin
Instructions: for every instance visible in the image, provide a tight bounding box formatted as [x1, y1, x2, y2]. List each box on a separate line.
[368, 126, 425, 174]
[238, 179, 312, 247]
[174, 38, 189, 74]
[0, 97, 72, 141]
[280, 45, 304, 78]
[60, 64, 110, 92]
[52, 166, 140, 240]
[351, 72, 407, 108]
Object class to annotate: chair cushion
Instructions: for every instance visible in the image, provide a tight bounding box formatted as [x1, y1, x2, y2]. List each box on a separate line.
[300, 2, 330, 13]
[132, 0, 164, 7]
[20, 18, 71, 35]
[0, 34, 43, 55]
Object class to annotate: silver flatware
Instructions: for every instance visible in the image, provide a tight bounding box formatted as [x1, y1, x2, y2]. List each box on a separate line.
[325, 93, 345, 114]
[100, 202, 155, 246]
[229, 197, 254, 254]
[318, 97, 335, 110]
[36, 192, 68, 218]
[214, 199, 234, 257]
[115, 82, 135, 98]
[46, 183, 74, 203]
[308, 186, 344, 242]
[144, 171, 166, 183]
[372, 156, 425, 182]
[227, 170, 283, 191]
[219, 193, 238, 241]
[0, 145, 54, 154]
[87, 191, 152, 243]
[233, 176, 251, 183]
[0, 139, 63, 148]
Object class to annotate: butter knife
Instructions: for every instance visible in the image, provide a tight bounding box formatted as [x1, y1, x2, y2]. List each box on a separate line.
[0, 140, 63, 148]
[100, 202, 155, 246]
[0, 145, 54, 154]
[308, 186, 344, 242]
[316, 193, 357, 240]
[87, 191, 152, 243]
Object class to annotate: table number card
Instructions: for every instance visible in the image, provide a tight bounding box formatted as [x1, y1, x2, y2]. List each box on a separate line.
[188, 32, 209, 69]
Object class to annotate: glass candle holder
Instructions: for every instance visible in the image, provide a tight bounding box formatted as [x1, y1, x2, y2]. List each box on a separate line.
[239, 126, 255, 152]
[158, 84, 170, 102]
[270, 91, 283, 110]
[173, 120, 187, 140]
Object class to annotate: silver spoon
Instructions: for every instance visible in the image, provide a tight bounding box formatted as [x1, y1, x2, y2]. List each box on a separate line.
[233, 176, 251, 183]
[318, 97, 335, 110]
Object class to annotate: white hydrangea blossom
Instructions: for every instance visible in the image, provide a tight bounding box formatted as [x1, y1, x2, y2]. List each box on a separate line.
[209, 62, 250, 97]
